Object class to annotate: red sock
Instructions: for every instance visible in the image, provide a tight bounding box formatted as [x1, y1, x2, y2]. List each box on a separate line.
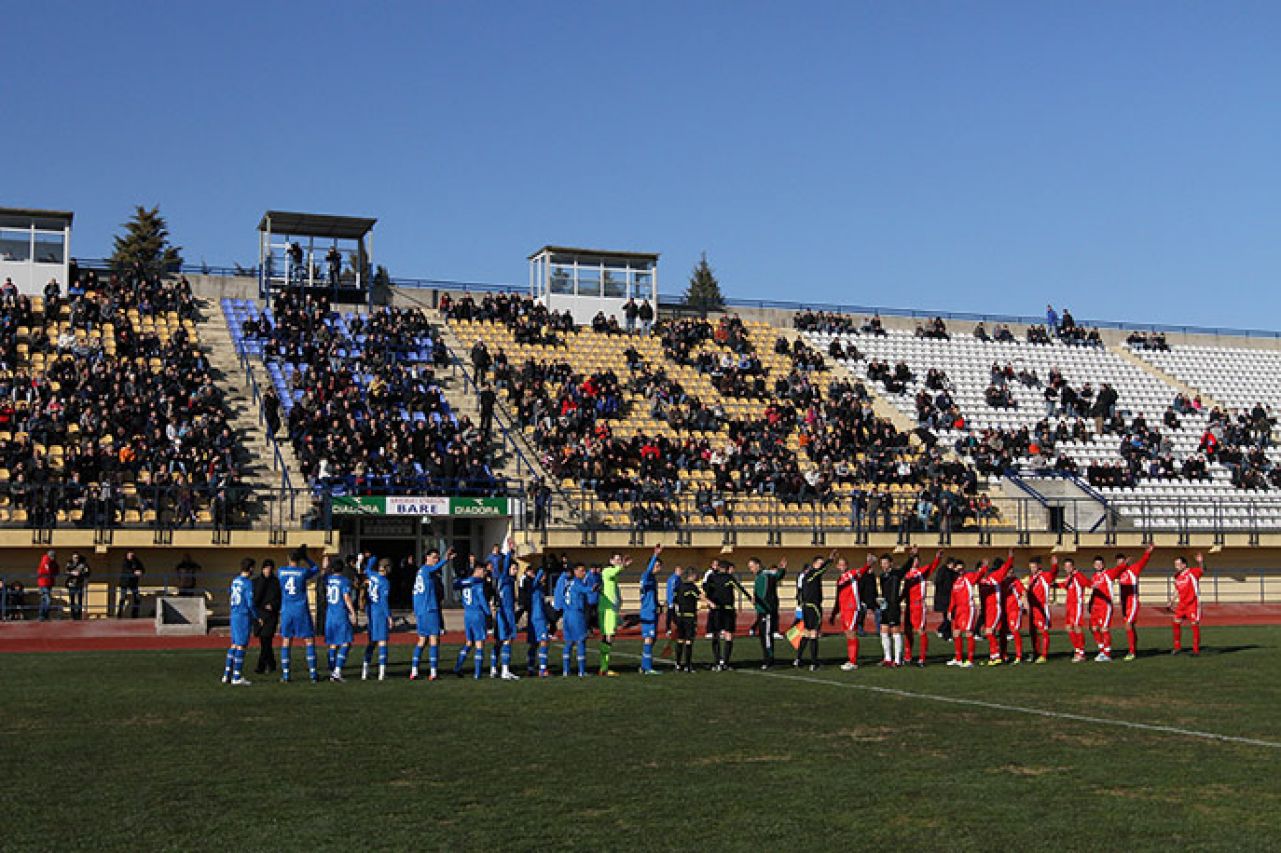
[953, 635, 963, 660]
[918, 632, 928, 662]
[1192, 624, 1201, 654]
[1101, 631, 1111, 653]
[1172, 624, 1182, 650]
[1071, 632, 1083, 653]
[966, 635, 975, 662]
[1042, 630, 1051, 657]
[904, 632, 913, 659]
[846, 638, 859, 664]
[1013, 633, 1023, 659]
[1126, 625, 1137, 656]
[987, 635, 999, 658]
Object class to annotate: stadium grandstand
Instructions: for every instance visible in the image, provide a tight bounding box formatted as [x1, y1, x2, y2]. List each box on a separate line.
[6, 234, 1281, 628]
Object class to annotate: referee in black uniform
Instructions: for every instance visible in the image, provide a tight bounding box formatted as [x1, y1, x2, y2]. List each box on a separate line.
[795, 550, 835, 670]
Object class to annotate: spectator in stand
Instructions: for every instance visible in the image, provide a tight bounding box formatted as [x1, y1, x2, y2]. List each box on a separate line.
[479, 382, 496, 438]
[623, 298, 639, 333]
[65, 551, 90, 620]
[263, 386, 282, 438]
[638, 299, 654, 334]
[326, 245, 342, 287]
[1046, 304, 1059, 332]
[116, 550, 145, 618]
[37, 548, 58, 621]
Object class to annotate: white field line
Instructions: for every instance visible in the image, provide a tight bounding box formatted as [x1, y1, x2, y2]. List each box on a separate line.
[595, 645, 1281, 750]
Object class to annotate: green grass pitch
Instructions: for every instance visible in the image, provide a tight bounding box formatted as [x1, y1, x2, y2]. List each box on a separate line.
[3, 627, 1281, 851]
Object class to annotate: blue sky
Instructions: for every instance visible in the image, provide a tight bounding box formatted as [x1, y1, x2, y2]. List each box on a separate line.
[7, 2, 1280, 327]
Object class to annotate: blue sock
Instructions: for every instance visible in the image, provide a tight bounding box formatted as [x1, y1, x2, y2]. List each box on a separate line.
[282, 647, 292, 680]
[576, 642, 586, 676]
[563, 646, 572, 674]
[327, 648, 336, 670]
[539, 645, 548, 671]
[412, 646, 423, 671]
[429, 645, 439, 673]
[233, 648, 245, 679]
[365, 644, 375, 665]
[379, 645, 388, 667]
[473, 647, 483, 678]
[527, 645, 536, 671]
[223, 648, 236, 679]
[305, 644, 317, 678]
[336, 646, 349, 671]
[455, 647, 469, 672]
[642, 641, 653, 672]
[489, 645, 498, 669]
[501, 643, 511, 669]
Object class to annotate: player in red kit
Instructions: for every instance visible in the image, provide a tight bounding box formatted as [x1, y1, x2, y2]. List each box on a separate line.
[1025, 555, 1058, 663]
[978, 550, 1014, 665]
[1087, 555, 1126, 661]
[1170, 553, 1205, 655]
[1002, 570, 1027, 665]
[1116, 544, 1155, 661]
[901, 547, 943, 667]
[1057, 558, 1088, 662]
[947, 561, 983, 668]
[829, 553, 875, 671]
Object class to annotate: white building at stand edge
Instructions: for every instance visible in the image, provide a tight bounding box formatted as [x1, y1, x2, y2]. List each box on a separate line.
[0, 208, 73, 294]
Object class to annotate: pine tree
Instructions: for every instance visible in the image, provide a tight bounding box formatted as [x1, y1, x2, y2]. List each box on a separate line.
[110, 205, 183, 278]
[683, 252, 725, 312]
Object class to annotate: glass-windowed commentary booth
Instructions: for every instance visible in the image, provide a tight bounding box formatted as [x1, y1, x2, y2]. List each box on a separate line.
[0, 208, 72, 294]
[529, 246, 658, 326]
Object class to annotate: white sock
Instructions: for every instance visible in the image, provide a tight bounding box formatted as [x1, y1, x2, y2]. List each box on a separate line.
[892, 634, 904, 664]
[880, 633, 892, 661]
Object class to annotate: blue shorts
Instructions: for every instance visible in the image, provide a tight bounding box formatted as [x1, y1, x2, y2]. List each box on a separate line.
[563, 614, 587, 643]
[280, 607, 315, 639]
[416, 609, 443, 638]
[367, 610, 390, 643]
[527, 619, 550, 643]
[326, 616, 353, 646]
[464, 611, 488, 643]
[494, 607, 517, 641]
[640, 619, 658, 640]
[231, 613, 253, 647]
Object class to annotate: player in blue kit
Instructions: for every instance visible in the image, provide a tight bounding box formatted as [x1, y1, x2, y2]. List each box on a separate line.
[665, 562, 682, 637]
[278, 547, 321, 683]
[560, 563, 591, 677]
[411, 546, 453, 681]
[638, 543, 664, 675]
[488, 537, 520, 680]
[525, 567, 552, 677]
[223, 559, 257, 686]
[453, 561, 491, 679]
[324, 564, 357, 681]
[363, 558, 392, 681]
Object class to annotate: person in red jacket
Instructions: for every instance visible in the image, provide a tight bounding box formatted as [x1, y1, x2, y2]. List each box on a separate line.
[1025, 555, 1058, 663]
[1170, 553, 1205, 655]
[978, 550, 1014, 665]
[1002, 571, 1027, 664]
[829, 553, 874, 671]
[1087, 555, 1126, 662]
[1058, 558, 1089, 662]
[37, 549, 58, 622]
[902, 547, 943, 667]
[947, 561, 983, 668]
[1116, 544, 1155, 661]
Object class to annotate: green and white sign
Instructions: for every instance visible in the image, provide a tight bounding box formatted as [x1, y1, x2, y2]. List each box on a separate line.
[332, 495, 518, 517]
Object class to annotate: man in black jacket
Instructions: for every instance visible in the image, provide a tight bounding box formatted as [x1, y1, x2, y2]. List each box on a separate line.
[794, 551, 835, 671]
[116, 551, 145, 618]
[933, 558, 958, 641]
[252, 558, 281, 674]
[878, 554, 910, 667]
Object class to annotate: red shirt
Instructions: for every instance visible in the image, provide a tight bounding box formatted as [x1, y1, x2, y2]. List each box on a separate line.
[1059, 571, 1088, 617]
[902, 554, 940, 610]
[1028, 566, 1059, 616]
[1003, 576, 1026, 618]
[1173, 565, 1204, 609]
[836, 563, 871, 614]
[1117, 551, 1152, 610]
[1089, 566, 1124, 609]
[950, 570, 982, 616]
[37, 555, 58, 589]
[978, 558, 1013, 614]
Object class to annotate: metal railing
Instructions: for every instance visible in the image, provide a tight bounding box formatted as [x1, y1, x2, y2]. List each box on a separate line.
[554, 488, 1281, 547]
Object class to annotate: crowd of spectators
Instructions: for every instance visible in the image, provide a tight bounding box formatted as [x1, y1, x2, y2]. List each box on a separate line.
[440, 292, 573, 346]
[1, 271, 248, 528]
[1127, 331, 1170, 351]
[245, 291, 498, 496]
